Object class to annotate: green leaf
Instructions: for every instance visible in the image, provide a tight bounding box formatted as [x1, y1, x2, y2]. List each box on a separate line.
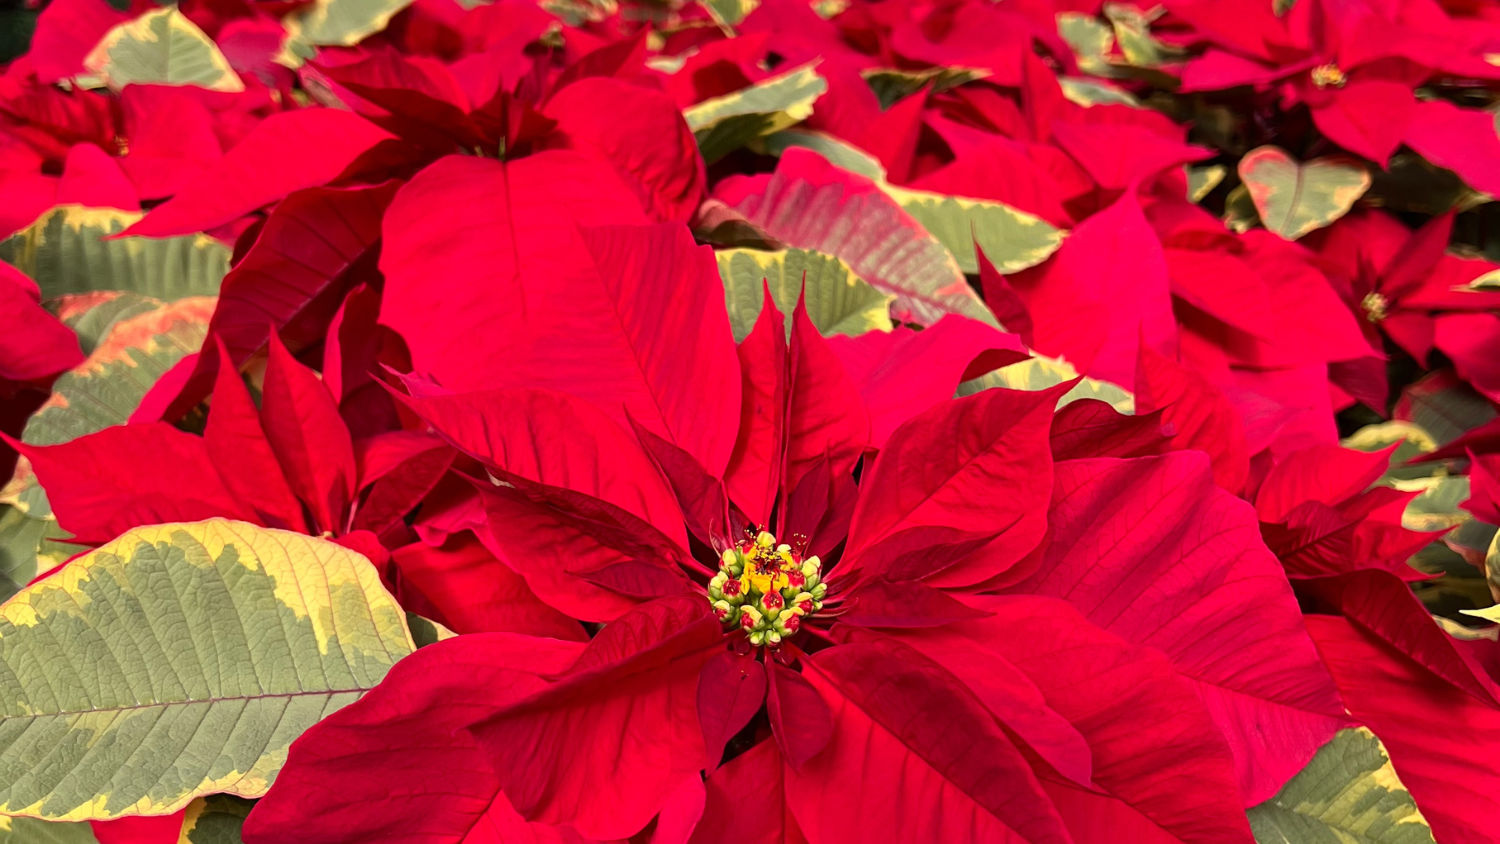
[82, 8, 243, 93]
[1397, 373, 1497, 447]
[23, 297, 214, 446]
[684, 62, 827, 164]
[1341, 421, 1440, 485]
[1188, 164, 1227, 203]
[861, 66, 988, 110]
[765, 129, 886, 180]
[1238, 146, 1372, 240]
[696, 0, 758, 27]
[55, 292, 165, 357]
[1395, 474, 1471, 532]
[0, 206, 230, 301]
[716, 247, 893, 342]
[1058, 77, 1141, 108]
[1056, 12, 1116, 77]
[958, 355, 1135, 413]
[883, 183, 1065, 275]
[179, 794, 252, 844]
[1102, 2, 1183, 67]
[282, 0, 415, 47]
[404, 612, 457, 649]
[0, 816, 100, 844]
[0, 519, 414, 820]
[1248, 727, 1434, 844]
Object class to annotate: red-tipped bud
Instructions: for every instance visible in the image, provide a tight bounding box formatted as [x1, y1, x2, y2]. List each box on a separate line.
[798, 598, 815, 613]
[740, 612, 758, 630]
[762, 591, 784, 611]
[722, 578, 741, 597]
[783, 614, 801, 633]
[786, 570, 806, 588]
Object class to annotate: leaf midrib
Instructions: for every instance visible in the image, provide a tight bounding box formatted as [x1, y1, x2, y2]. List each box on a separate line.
[5, 686, 371, 721]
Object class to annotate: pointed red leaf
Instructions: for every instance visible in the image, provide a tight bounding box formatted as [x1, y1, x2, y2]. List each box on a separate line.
[725, 298, 788, 527]
[391, 533, 586, 641]
[837, 577, 994, 628]
[790, 639, 1073, 844]
[1135, 345, 1250, 494]
[1008, 454, 1348, 804]
[0, 262, 82, 384]
[785, 300, 868, 494]
[689, 740, 807, 844]
[845, 385, 1058, 588]
[123, 109, 393, 238]
[1049, 399, 1170, 461]
[766, 659, 831, 773]
[203, 338, 307, 533]
[697, 649, 767, 772]
[467, 598, 723, 839]
[261, 332, 356, 534]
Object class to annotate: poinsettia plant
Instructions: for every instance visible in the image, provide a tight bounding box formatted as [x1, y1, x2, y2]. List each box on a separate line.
[0, 0, 1497, 841]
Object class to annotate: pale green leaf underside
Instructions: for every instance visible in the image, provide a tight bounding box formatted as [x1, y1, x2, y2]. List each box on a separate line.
[180, 794, 253, 844]
[862, 66, 988, 110]
[284, 0, 415, 47]
[685, 62, 827, 164]
[83, 8, 243, 93]
[0, 519, 413, 820]
[1239, 146, 1372, 240]
[959, 355, 1135, 413]
[0, 206, 230, 302]
[24, 297, 213, 447]
[1248, 727, 1433, 844]
[717, 247, 893, 342]
[0, 815, 99, 844]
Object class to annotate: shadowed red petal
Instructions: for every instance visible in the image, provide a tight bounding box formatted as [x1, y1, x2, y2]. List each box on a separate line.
[203, 338, 307, 533]
[261, 332, 356, 535]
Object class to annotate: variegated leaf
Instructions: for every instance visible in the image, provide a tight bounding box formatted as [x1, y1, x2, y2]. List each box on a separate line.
[0, 206, 229, 301]
[0, 519, 414, 820]
[0, 815, 99, 844]
[696, 0, 758, 26]
[24, 297, 214, 446]
[282, 0, 415, 47]
[958, 355, 1135, 412]
[862, 66, 988, 110]
[1247, 728, 1434, 844]
[83, 8, 243, 93]
[684, 62, 827, 164]
[716, 247, 893, 342]
[1239, 146, 1371, 240]
[178, 794, 253, 844]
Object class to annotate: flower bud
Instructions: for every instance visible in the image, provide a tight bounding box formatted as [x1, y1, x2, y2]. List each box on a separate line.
[762, 590, 785, 612]
[712, 601, 736, 623]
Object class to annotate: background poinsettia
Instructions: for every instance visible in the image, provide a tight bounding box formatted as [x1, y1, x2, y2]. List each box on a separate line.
[0, 0, 1497, 841]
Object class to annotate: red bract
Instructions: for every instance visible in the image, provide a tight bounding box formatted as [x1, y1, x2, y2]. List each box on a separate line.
[242, 221, 1342, 844]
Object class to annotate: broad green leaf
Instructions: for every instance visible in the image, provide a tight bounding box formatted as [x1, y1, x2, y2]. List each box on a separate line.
[958, 355, 1135, 413]
[884, 183, 1065, 275]
[83, 8, 243, 93]
[55, 292, 165, 357]
[24, 297, 214, 446]
[1239, 146, 1371, 240]
[684, 62, 827, 164]
[0, 206, 230, 301]
[179, 794, 252, 844]
[1059, 77, 1141, 108]
[1398, 374, 1496, 447]
[862, 66, 988, 110]
[716, 247, 893, 342]
[405, 612, 457, 649]
[0, 519, 414, 820]
[0, 816, 99, 844]
[282, 0, 415, 47]
[1395, 475, 1470, 532]
[765, 129, 886, 180]
[0, 462, 70, 604]
[1102, 2, 1184, 68]
[696, 0, 758, 27]
[1056, 12, 1116, 77]
[1367, 153, 1482, 217]
[1248, 728, 1433, 844]
[1188, 164, 1226, 203]
[1341, 421, 1439, 485]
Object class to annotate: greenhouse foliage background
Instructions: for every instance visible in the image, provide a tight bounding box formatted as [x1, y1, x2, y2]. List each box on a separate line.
[1, 0, 1500, 840]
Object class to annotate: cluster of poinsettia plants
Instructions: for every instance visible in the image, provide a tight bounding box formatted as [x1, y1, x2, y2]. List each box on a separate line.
[3, 0, 1500, 840]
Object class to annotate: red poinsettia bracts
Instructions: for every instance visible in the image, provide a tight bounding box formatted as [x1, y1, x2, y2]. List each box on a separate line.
[240, 218, 1344, 844]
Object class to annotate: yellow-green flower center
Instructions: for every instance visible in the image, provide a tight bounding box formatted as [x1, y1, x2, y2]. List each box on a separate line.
[708, 531, 826, 647]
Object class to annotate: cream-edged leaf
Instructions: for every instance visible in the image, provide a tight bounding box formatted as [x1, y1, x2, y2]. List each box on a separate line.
[0, 519, 414, 820]
[84, 8, 243, 93]
[958, 355, 1135, 412]
[685, 62, 827, 163]
[0, 206, 229, 301]
[1247, 728, 1434, 844]
[1239, 146, 1372, 240]
[716, 247, 893, 342]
